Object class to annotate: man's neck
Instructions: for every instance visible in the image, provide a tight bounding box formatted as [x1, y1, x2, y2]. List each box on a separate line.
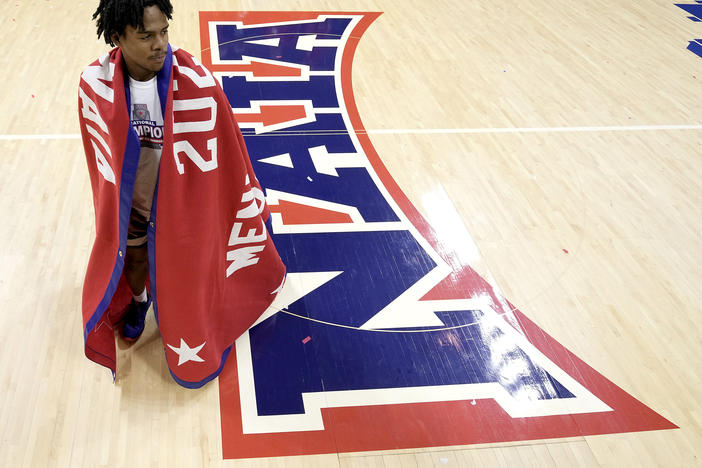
[128, 70, 157, 82]
[123, 57, 156, 82]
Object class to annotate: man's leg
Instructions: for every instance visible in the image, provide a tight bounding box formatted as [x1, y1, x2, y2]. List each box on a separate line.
[124, 244, 148, 298]
[122, 208, 151, 342]
[122, 244, 151, 341]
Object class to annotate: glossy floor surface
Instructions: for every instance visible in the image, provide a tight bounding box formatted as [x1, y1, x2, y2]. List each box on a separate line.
[1, 1, 702, 467]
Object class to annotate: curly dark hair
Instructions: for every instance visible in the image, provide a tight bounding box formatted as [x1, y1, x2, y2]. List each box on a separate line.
[93, 0, 174, 46]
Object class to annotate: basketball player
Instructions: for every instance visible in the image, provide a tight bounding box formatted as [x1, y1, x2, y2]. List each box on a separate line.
[92, 0, 173, 341]
[81, 0, 285, 385]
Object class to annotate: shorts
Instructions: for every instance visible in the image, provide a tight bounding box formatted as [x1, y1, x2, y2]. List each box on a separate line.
[127, 208, 149, 247]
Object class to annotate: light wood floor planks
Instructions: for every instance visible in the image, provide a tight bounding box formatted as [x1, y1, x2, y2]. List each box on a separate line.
[1, 0, 700, 466]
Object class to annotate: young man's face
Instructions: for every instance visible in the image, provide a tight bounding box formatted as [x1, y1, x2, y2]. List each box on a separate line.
[113, 5, 169, 81]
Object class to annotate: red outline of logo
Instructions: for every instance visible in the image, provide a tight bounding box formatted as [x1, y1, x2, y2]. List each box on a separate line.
[199, 11, 676, 459]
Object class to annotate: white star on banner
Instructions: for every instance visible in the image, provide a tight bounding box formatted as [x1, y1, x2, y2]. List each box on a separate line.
[167, 339, 206, 366]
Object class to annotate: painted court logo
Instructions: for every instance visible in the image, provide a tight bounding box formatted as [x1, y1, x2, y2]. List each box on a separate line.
[676, 1, 702, 58]
[198, 11, 676, 459]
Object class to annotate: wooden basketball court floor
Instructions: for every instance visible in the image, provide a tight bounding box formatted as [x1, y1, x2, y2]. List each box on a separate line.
[1, 0, 701, 466]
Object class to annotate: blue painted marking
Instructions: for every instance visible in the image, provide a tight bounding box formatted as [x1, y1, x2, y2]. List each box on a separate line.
[250, 310, 573, 416]
[677, 2, 702, 20]
[274, 231, 435, 326]
[223, 75, 339, 108]
[215, 18, 351, 70]
[689, 39, 702, 58]
[676, 3, 702, 58]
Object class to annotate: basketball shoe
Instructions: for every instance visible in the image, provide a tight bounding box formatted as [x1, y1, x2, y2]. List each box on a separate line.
[122, 295, 151, 342]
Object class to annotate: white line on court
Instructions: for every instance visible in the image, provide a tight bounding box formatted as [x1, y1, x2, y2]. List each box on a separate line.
[0, 134, 81, 140]
[0, 124, 701, 141]
[365, 124, 702, 135]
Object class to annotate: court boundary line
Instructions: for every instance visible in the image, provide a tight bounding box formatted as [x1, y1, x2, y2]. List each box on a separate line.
[1, 123, 701, 141]
[366, 124, 702, 134]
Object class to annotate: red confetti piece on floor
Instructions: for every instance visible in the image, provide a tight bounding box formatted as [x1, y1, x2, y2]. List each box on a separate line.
[563, 249, 569, 254]
[302, 336, 311, 344]
[31, 94, 35, 98]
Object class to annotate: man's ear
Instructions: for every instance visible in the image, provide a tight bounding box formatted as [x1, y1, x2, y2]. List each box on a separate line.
[111, 32, 120, 45]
